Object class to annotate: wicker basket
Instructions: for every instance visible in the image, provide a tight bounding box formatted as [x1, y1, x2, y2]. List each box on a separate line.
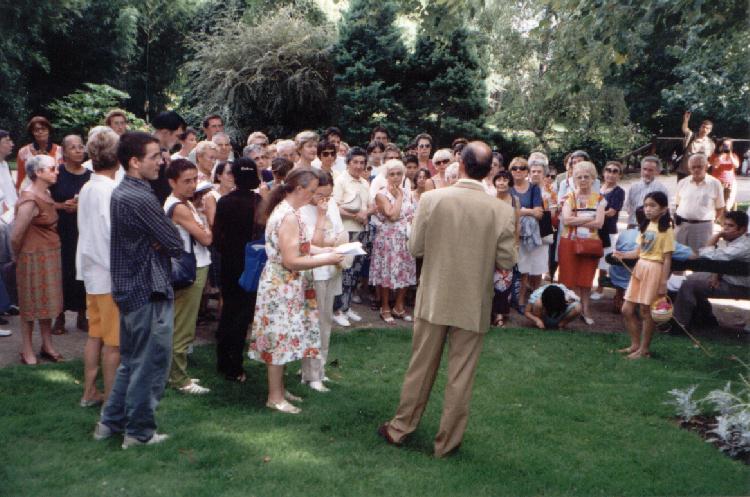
[650, 296, 673, 323]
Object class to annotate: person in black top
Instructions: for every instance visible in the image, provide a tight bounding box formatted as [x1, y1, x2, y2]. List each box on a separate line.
[150, 111, 186, 205]
[213, 157, 261, 382]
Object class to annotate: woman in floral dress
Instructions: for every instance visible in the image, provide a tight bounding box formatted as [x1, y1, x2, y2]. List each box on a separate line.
[248, 169, 343, 414]
[369, 160, 416, 324]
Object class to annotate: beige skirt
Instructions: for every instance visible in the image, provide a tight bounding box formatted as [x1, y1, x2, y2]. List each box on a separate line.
[624, 259, 663, 305]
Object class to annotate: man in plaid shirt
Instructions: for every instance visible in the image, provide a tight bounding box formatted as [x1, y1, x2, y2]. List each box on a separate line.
[94, 131, 183, 449]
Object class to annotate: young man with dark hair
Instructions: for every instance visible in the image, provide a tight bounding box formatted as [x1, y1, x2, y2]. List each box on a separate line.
[94, 131, 183, 449]
[673, 210, 750, 330]
[202, 114, 224, 141]
[371, 126, 389, 145]
[150, 111, 187, 204]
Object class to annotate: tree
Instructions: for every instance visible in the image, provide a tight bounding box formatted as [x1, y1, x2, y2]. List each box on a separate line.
[404, 26, 489, 146]
[333, 0, 409, 146]
[180, 6, 335, 140]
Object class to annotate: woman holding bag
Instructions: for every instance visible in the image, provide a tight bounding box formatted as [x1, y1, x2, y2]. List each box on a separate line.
[558, 161, 606, 325]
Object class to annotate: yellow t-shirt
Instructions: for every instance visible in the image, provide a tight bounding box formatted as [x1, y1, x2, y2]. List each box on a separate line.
[637, 222, 675, 262]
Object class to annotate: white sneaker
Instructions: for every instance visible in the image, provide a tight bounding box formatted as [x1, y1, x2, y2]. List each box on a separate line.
[351, 294, 362, 304]
[307, 381, 330, 393]
[346, 309, 362, 322]
[93, 422, 114, 440]
[583, 316, 595, 325]
[178, 382, 210, 395]
[332, 313, 351, 327]
[122, 433, 169, 449]
[0, 329, 11, 337]
[590, 292, 602, 301]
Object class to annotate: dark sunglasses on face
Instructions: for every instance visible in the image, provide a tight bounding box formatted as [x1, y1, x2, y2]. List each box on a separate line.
[546, 173, 556, 178]
[604, 167, 620, 174]
[510, 166, 528, 172]
[417, 144, 431, 149]
[434, 159, 450, 166]
[320, 151, 336, 157]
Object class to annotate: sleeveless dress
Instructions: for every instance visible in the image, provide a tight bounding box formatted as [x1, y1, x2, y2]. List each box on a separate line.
[248, 200, 320, 365]
[15, 190, 63, 320]
[369, 187, 416, 289]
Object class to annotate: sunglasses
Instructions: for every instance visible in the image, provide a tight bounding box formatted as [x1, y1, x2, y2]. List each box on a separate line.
[417, 143, 431, 149]
[546, 173, 556, 178]
[320, 151, 336, 157]
[604, 167, 620, 174]
[510, 166, 528, 172]
[434, 159, 450, 166]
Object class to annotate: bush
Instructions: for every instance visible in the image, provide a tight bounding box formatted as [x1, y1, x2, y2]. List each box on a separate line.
[47, 83, 145, 139]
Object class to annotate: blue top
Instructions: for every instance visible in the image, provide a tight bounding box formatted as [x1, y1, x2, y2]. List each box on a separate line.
[110, 176, 182, 313]
[511, 183, 542, 209]
[602, 186, 625, 234]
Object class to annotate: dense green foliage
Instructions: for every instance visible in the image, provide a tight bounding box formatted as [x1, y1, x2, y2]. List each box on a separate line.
[1, 329, 748, 496]
[1, 0, 746, 160]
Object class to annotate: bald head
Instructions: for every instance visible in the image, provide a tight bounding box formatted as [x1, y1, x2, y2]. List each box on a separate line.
[460, 141, 492, 180]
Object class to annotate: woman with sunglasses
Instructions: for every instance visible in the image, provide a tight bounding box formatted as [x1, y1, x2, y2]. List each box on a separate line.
[317, 140, 338, 176]
[591, 161, 625, 307]
[431, 149, 453, 189]
[510, 157, 544, 313]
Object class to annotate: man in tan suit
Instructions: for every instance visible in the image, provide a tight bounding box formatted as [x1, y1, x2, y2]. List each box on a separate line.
[378, 141, 517, 457]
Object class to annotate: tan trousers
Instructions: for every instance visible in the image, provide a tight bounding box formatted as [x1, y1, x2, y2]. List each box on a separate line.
[386, 318, 485, 457]
[301, 278, 337, 382]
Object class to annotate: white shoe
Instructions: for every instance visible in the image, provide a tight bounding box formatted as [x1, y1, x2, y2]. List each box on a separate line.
[583, 316, 595, 325]
[351, 294, 362, 304]
[187, 344, 194, 355]
[122, 433, 169, 449]
[332, 313, 350, 327]
[178, 382, 210, 395]
[590, 292, 602, 301]
[307, 381, 330, 393]
[93, 422, 114, 440]
[346, 309, 362, 322]
[0, 329, 11, 337]
[322, 375, 331, 383]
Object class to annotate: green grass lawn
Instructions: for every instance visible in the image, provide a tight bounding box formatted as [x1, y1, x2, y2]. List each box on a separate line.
[1, 327, 748, 497]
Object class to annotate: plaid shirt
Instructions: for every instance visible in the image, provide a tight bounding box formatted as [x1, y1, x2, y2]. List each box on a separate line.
[110, 176, 182, 313]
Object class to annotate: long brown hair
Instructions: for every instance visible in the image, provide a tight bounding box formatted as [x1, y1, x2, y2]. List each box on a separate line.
[260, 168, 318, 223]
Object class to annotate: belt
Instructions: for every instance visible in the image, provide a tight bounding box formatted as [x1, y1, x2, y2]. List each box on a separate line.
[683, 219, 712, 224]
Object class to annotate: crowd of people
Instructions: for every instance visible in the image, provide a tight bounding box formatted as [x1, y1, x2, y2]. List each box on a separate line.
[0, 108, 746, 450]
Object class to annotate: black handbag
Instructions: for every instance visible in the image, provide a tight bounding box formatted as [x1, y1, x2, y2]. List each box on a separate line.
[167, 202, 197, 290]
[539, 210, 554, 238]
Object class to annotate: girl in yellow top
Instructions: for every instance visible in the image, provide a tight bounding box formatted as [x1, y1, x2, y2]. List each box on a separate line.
[613, 191, 674, 359]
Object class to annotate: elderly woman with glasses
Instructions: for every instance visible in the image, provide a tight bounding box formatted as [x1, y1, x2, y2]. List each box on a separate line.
[431, 148, 453, 189]
[510, 157, 545, 312]
[369, 160, 416, 324]
[11, 155, 64, 364]
[558, 161, 606, 324]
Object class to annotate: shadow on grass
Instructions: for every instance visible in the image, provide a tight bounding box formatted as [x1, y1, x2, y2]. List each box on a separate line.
[0, 326, 748, 497]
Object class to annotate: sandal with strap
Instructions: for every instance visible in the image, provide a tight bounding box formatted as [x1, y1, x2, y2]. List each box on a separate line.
[266, 400, 301, 414]
[40, 349, 64, 362]
[391, 309, 413, 322]
[380, 309, 395, 325]
[493, 315, 505, 327]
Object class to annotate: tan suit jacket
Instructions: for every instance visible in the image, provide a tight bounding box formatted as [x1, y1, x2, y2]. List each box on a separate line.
[409, 179, 517, 333]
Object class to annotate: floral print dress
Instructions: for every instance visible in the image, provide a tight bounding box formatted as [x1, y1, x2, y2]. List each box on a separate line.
[248, 200, 320, 366]
[369, 188, 417, 289]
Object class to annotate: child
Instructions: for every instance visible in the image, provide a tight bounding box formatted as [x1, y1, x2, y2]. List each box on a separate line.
[524, 283, 581, 329]
[613, 191, 674, 359]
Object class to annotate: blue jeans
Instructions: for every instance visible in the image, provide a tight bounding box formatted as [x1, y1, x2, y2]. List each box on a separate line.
[100, 298, 174, 441]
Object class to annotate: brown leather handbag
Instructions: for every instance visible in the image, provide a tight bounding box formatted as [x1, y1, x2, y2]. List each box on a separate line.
[568, 194, 604, 258]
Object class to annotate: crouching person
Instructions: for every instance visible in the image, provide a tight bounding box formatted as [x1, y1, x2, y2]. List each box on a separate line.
[524, 284, 582, 330]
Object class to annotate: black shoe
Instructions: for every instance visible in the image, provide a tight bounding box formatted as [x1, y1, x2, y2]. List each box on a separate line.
[0, 316, 8, 325]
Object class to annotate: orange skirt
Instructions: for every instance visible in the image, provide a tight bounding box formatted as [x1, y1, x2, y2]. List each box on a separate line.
[624, 259, 663, 305]
[557, 237, 598, 288]
[17, 247, 63, 321]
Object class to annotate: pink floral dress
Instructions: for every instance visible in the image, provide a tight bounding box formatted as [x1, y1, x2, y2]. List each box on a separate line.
[248, 200, 320, 365]
[369, 187, 416, 289]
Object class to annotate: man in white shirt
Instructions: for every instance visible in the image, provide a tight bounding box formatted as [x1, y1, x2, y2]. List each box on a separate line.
[673, 211, 750, 330]
[674, 153, 725, 251]
[76, 128, 121, 407]
[624, 156, 669, 228]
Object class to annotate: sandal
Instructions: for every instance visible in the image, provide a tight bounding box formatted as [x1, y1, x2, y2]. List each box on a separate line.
[380, 309, 395, 325]
[492, 315, 505, 327]
[266, 400, 301, 414]
[391, 309, 413, 322]
[284, 390, 303, 403]
[40, 349, 64, 362]
[19, 352, 38, 365]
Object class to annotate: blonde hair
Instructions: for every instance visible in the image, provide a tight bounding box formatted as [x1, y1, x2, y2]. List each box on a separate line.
[572, 161, 597, 179]
[86, 129, 119, 171]
[104, 109, 127, 126]
[246, 131, 269, 146]
[194, 140, 218, 159]
[446, 162, 459, 182]
[509, 157, 528, 169]
[294, 130, 319, 151]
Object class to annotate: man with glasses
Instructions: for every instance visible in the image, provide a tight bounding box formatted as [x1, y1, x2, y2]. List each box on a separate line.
[623, 156, 669, 228]
[415, 133, 435, 175]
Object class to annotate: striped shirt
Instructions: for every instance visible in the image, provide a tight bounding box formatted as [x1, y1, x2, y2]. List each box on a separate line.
[110, 176, 182, 313]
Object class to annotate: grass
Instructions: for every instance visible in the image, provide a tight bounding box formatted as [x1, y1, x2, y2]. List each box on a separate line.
[1, 327, 748, 497]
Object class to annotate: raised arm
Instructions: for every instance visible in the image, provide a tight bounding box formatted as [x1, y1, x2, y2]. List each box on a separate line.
[682, 111, 692, 137]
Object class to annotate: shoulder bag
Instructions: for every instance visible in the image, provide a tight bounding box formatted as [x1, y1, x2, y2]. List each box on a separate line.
[238, 237, 267, 292]
[166, 202, 197, 289]
[568, 194, 603, 258]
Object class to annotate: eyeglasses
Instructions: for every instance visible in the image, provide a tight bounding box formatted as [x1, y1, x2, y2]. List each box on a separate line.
[576, 174, 592, 179]
[320, 151, 336, 157]
[510, 166, 528, 172]
[604, 167, 620, 174]
[434, 159, 450, 166]
[388, 171, 404, 176]
[417, 143, 431, 149]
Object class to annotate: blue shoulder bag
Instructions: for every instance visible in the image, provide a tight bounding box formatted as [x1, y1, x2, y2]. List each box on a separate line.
[238, 237, 267, 292]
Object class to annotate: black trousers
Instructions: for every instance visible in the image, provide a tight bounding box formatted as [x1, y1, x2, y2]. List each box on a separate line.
[216, 285, 256, 378]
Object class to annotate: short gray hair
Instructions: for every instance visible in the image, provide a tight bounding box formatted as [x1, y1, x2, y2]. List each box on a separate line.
[688, 153, 708, 168]
[212, 132, 230, 145]
[383, 159, 406, 175]
[26, 154, 56, 181]
[528, 151, 549, 174]
[243, 143, 264, 158]
[641, 155, 662, 171]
